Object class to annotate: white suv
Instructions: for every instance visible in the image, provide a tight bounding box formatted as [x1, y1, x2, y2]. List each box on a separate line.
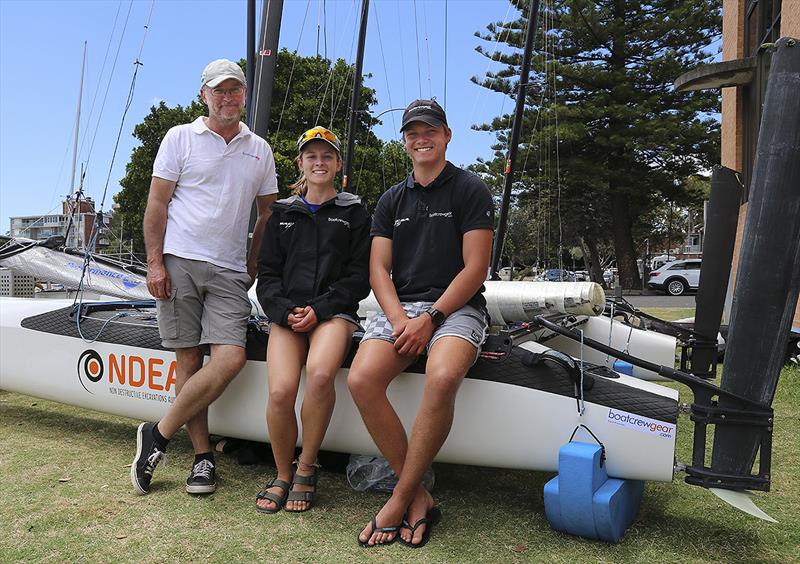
[647, 259, 702, 296]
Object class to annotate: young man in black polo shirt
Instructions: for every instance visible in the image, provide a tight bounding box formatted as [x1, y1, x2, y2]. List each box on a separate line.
[348, 99, 494, 548]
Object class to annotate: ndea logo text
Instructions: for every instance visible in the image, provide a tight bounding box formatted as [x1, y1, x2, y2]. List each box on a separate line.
[77, 349, 177, 399]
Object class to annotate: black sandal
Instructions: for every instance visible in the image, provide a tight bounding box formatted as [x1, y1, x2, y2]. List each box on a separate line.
[285, 459, 320, 513]
[398, 506, 442, 548]
[358, 515, 402, 547]
[255, 477, 290, 514]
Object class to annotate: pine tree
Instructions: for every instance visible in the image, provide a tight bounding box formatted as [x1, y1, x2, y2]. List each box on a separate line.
[473, 0, 720, 288]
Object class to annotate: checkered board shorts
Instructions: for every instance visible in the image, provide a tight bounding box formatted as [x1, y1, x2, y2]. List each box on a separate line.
[362, 301, 489, 354]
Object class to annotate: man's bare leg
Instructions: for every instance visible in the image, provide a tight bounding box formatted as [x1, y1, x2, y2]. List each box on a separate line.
[256, 325, 307, 511]
[172, 347, 210, 453]
[348, 340, 414, 545]
[156, 344, 247, 438]
[382, 337, 477, 546]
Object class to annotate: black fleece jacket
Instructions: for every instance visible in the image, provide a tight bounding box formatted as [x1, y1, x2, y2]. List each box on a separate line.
[256, 192, 371, 326]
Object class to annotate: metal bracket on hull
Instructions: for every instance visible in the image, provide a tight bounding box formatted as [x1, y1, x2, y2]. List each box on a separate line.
[679, 338, 719, 380]
[532, 315, 775, 493]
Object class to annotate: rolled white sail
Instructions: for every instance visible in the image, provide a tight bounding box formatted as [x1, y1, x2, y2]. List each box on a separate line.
[0, 244, 150, 300]
[355, 281, 606, 323]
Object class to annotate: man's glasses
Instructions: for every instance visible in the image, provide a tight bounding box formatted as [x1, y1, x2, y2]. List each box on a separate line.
[208, 86, 245, 98]
[297, 126, 341, 150]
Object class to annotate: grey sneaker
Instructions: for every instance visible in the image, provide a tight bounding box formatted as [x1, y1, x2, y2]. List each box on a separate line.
[186, 458, 216, 494]
[131, 422, 166, 495]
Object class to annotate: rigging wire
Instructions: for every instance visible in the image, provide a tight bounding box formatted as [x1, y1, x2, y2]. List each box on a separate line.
[84, 0, 135, 173]
[323, 0, 328, 60]
[443, 0, 447, 108]
[372, 5, 401, 182]
[312, 1, 357, 127]
[316, 0, 321, 57]
[78, 1, 123, 161]
[372, 6, 397, 133]
[396, 0, 408, 104]
[468, 2, 515, 129]
[421, 1, 433, 98]
[275, 0, 313, 137]
[412, 0, 422, 97]
[76, 0, 153, 278]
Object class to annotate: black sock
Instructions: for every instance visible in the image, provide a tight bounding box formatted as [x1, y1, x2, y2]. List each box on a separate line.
[152, 423, 169, 450]
[195, 452, 214, 465]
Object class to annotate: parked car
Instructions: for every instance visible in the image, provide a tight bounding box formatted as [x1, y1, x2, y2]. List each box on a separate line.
[499, 266, 524, 278]
[647, 259, 702, 296]
[574, 270, 589, 281]
[543, 268, 576, 282]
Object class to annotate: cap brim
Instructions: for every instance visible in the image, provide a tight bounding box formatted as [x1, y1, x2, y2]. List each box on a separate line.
[204, 75, 246, 88]
[298, 137, 341, 153]
[400, 116, 445, 131]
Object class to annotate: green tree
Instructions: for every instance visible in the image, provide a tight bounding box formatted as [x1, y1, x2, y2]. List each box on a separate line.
[114, 101, 206, 254]
[114, 51, 398, 254]
[473, 0, 721, 288]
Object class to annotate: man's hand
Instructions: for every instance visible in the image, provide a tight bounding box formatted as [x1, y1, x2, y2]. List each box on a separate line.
[392, 313, 433, 357]
[247, 257, 258, 284]
[291, 306, 319, 333]
[147, 262, 171, 299]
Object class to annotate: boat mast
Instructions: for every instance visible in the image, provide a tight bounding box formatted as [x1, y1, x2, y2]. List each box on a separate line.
[342, 0, 370, 193]
[490, 0, 541, 279]
[247, 0, 283, 240]
[65, 42, 87, 249]
[248, 0, 284, 138]
[246, 0, 256, 119]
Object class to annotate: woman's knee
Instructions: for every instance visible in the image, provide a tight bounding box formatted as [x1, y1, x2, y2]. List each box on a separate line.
[268, 384, 298, 410]
[304, 367, 337, 398]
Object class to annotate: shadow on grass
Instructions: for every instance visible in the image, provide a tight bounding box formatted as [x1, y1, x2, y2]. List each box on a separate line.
[1, 401, 145, 449]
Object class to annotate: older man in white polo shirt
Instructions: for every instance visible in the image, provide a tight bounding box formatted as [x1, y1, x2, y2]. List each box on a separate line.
[131, 59, 278, 496]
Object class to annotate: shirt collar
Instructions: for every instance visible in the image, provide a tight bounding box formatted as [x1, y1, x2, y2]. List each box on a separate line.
[405, 161, 456, 190]
[190, 116, 249, 140]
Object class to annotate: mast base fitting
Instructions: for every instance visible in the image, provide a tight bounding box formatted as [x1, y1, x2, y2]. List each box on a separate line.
[685, 401, 773, 492]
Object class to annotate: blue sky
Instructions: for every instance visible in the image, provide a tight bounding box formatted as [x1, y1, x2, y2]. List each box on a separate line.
[0, 0, 520, 228]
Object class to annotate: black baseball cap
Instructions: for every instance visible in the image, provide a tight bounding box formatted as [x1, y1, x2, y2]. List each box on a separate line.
[400, 99, 448, 132]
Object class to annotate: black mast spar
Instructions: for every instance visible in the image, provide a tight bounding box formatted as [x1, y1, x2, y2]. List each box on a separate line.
[342, 0, 370, 193]
[247, 0, 284, 242]
[490, 0, 541, 279]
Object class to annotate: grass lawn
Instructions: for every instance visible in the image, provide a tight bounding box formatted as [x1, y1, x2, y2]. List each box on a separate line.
[2, 308, 798, 562]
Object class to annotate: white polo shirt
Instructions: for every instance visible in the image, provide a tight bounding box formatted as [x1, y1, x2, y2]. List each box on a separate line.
[152, 117, 278, 272]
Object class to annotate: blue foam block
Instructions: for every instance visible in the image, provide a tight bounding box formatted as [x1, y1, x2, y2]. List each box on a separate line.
[543, 441, 644, 543]
[592, 478, 644, 543]
[544, 442, 607, 539]
[612, 360, 634, 376]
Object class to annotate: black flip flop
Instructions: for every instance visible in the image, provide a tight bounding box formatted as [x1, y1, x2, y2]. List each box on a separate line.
[358, 515, 402, 548]
[398, 506, 442, 548]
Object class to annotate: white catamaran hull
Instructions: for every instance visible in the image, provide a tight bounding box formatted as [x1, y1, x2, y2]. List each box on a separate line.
[1, 298, 678, 482]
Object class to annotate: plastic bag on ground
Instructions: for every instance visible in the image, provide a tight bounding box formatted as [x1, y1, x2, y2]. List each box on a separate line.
[346, 454, 435, 493]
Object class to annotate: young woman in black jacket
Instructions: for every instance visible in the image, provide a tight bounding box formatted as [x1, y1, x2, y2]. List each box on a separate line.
[255, 127, 371, 513]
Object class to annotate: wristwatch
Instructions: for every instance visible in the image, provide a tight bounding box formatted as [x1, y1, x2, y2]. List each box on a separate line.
[426, 307, 446, 327]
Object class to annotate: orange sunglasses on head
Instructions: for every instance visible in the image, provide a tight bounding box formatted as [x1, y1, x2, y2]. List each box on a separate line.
[297, 126, 341, 151]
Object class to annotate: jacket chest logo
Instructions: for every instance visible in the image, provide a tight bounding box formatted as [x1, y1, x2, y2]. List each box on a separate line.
[428, 211, 453, 218]
[328, 217, 350, 228]
[280, 221, 295, 231]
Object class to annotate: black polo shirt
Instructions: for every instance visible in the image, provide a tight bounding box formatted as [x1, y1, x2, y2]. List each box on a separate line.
[371, 161, 494, 309]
